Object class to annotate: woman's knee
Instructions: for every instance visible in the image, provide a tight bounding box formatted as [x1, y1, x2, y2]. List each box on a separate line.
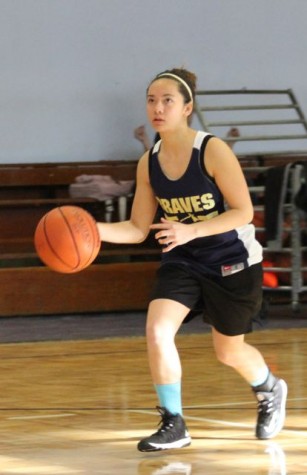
[146, 300, 187, 346]
[146, 319, 174, 347]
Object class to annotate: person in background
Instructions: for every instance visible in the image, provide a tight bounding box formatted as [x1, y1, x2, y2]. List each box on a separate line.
[134, 124, 241, 152]
[97, 67, 287, 452]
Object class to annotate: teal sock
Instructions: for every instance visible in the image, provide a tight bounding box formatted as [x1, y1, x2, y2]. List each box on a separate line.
[154, 382, 182, 415]
[250, 366, 270, 388]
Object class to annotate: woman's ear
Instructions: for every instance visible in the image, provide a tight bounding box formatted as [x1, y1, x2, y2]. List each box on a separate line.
[184, 102, 194, 119]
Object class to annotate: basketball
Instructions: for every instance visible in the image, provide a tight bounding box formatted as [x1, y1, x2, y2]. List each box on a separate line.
[34, 206, 101, 273]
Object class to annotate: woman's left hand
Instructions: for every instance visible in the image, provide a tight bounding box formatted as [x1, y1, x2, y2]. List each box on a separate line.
[150, 217, 196, 252]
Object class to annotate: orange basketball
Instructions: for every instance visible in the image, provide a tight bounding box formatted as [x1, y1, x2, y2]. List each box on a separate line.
[34, 206, 101, 273]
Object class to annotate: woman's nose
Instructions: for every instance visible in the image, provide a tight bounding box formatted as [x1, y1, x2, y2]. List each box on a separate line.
[154, 101, 163, 114]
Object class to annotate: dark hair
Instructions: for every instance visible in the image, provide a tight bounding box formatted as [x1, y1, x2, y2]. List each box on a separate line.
[148, 67, 197, 104]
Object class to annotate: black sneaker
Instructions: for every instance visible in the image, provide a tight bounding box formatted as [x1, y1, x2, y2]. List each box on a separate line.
[137, 406, 191, 452]
[254, 378, 287, 440]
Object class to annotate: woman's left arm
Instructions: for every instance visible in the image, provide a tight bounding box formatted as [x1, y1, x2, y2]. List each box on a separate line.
[203, 136, 254, 230]
[151, 137, 254, 251]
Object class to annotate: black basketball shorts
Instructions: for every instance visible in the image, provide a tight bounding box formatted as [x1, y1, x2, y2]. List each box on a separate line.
[150, 262, 263, 336]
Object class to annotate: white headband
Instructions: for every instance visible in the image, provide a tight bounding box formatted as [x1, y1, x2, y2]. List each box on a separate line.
[157, 73, 193, 102]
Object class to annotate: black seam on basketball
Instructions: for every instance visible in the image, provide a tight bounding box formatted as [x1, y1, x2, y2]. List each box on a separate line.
[39, 206, 99, 272]
[42, 208, 80, 270]
[58, 207, 82, 270]
[82, 212, 98, 267]
[72, 207, 99, 267]
[60, 206, 99, 269]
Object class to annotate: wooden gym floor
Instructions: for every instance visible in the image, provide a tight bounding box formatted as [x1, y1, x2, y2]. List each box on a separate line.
[0, 305, 306, 474]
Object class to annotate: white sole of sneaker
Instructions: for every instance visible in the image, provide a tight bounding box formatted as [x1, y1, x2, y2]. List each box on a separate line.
[140, 436, 191, 452]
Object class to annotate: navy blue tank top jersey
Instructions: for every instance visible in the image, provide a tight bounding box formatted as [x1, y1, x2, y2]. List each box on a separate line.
[148, 130, 263, 277]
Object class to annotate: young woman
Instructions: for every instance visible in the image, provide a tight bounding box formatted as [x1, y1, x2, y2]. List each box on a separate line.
[97, 68, 287, 451]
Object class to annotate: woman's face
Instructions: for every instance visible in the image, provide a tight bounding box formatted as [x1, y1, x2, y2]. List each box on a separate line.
[146, 79, 191, 132]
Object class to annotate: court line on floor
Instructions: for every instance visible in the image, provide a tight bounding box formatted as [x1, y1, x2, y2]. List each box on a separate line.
[7, 413, 76, 420]
[184, 396, 307, 409]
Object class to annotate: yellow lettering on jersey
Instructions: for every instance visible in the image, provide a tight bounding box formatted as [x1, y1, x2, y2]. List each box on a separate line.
[157, 198, 173, 214]
[170, 198, 184, 214]
[190, 196, 203, 212]
[197, 211, 219, 221]
[164, 215, 179, 221]
[178, 197, 193, 213]
[157, 194, 216, 215]
[201, 193, 215, 210]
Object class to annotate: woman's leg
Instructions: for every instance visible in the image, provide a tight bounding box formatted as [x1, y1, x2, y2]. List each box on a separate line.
[211, 327, 268, 384]
[146, 298, 189, 384]
[137, 298, 192, 452]
[212, 327, 287, 440]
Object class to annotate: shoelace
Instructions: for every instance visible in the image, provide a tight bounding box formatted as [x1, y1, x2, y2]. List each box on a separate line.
[156, 406, 175, 433]
[258, 395, 275, 414]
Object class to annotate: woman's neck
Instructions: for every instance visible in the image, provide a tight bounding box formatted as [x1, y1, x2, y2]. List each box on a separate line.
[159, 127, 196, 156]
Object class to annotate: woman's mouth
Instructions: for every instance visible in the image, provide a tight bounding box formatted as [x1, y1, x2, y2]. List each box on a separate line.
[153, 118, 164, 125]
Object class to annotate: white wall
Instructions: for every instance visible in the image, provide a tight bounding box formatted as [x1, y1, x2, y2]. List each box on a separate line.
[1, 0, 307, 163]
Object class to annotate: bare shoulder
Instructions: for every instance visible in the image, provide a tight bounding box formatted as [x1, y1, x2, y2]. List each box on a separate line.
[136, 151, 150, 182]
[207, 136, 237, 156]
[205, 136, 241, 177]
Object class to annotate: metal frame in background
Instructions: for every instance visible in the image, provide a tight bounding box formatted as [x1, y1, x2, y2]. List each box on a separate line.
[194, 89, 307, 312]
[194, 88, 307, 156]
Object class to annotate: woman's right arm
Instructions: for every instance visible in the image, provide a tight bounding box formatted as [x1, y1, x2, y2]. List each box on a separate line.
[96, 153, 158, 244]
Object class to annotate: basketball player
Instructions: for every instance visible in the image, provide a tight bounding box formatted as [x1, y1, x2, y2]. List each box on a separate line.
[96, 67, 287, 451]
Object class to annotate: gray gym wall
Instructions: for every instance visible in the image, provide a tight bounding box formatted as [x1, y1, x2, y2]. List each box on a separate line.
[1, 0, 306, 163]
